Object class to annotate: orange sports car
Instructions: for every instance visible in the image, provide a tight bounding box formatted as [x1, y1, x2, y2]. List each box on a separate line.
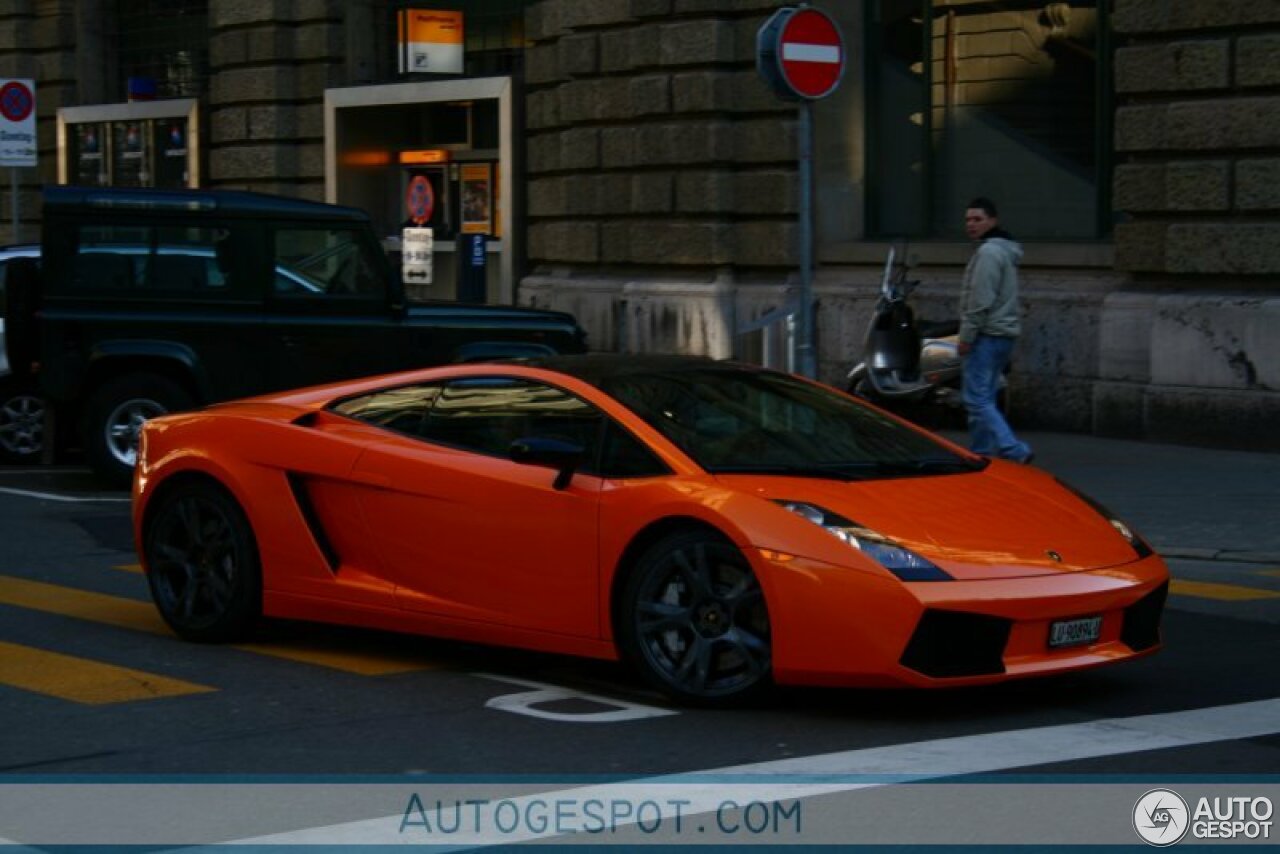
[133, 356, 1167, 703]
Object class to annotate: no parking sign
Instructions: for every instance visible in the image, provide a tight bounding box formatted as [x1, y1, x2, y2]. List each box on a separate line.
[0, 79, 37, 167]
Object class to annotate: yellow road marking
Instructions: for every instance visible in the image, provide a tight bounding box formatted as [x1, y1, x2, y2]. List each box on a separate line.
[1258, 569, 1280, 579]
[0, 575, 434, 676]
[1170, 579, 1280, 602]
[0, 640, 213, 705]
[114, 563, 143, 574]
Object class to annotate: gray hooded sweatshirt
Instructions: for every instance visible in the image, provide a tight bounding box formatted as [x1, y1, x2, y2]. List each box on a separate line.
[958, 234, 1024, 345]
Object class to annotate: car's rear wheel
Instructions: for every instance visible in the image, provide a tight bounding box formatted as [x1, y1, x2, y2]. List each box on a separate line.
[85, 373, 193, 487]
[144, 480, 261, 642]
[618, 530, 772, 705]
[0, 380, 45, 464]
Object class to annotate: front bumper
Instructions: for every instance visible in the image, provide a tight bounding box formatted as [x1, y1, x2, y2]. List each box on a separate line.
[754, 549, 1169, 688]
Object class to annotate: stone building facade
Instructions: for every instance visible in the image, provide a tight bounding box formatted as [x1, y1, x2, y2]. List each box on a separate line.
[1, 0, 1277, 448]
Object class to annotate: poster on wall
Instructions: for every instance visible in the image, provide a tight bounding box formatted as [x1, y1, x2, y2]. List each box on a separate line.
[153, 118, 189, 187]
[73, 122, 108, 186]
[112, 119, 147, 187]
[397, 9, 464, 74]
[460, 163, 492, 235]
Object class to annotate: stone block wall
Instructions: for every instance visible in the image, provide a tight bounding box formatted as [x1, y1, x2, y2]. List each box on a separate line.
[0, 1, 379, 232]
[1106, 0, 1280, 447]
[207, 0, 364, 200]
[522, 0, 797, 353]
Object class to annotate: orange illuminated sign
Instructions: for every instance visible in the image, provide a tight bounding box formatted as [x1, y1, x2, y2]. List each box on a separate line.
[399, 149, 451, 165]
[341, 150, 391, 167]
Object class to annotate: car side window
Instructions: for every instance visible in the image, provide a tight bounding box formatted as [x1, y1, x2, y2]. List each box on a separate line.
[333, 376, 668, 479]
[421, 378, 602, 463]
[273, 227, 385, 298]
[599, 420, 670, 478]
[331, 384, 443, 436]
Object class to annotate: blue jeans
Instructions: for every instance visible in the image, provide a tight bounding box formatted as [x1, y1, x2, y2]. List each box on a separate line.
[962, 334, 1032, 461]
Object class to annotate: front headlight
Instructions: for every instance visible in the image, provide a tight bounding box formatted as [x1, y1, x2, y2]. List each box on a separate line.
[1055, 479, 1154, 559]
[775, 500, 952, 581]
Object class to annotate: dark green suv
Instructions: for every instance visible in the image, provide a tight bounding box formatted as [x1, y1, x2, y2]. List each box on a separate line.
[5, 186, 587, 485]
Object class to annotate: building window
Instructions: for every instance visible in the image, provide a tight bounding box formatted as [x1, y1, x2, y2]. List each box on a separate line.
[115, 0, 210, 100]
[867, 0, 1107, 240]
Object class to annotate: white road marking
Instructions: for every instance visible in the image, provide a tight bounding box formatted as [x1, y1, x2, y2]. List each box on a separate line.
[226, 696, 1280, 846]
[0, 485, 129, 504]
[782, 43, 841, 63]
[478, 674, 678, 723]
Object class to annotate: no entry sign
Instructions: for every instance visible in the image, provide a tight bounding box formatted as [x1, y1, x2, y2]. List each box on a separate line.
[756, 7, 845, 100]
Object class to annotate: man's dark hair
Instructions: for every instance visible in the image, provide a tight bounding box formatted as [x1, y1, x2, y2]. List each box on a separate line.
[967, 197, 998, 218]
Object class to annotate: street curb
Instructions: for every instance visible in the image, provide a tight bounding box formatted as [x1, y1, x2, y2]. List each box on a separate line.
[1160, 546, 1280, 565]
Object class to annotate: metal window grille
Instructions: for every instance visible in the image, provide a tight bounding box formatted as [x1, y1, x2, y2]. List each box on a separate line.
[113, 0, 210, 100]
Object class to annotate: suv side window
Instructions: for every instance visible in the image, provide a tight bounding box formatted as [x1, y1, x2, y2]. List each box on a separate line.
[273, 227, 386, 298]
[45, 223, 252, 298]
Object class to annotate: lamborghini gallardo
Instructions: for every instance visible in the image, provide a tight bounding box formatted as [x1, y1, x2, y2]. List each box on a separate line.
[134, 356, 1167, 703]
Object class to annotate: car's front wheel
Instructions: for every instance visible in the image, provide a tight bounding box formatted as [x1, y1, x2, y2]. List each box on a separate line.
[144, 479, 261, 642]
[618, 530, 772, 705]
[85, 373, 193, 487]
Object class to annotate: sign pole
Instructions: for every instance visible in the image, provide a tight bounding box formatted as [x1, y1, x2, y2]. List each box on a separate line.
[755, 7, 844, 379]
[9, 167, 17, 243]
[797, 101, 814, 378]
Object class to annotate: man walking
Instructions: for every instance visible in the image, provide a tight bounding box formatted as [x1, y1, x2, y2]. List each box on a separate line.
[957, 197, 1034, 463]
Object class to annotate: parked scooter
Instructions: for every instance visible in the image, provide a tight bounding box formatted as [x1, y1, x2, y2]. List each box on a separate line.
[846, 245, 1004, 419]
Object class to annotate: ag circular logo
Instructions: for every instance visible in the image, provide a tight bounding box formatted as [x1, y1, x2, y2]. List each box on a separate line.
[1134, 788, 1190, 846]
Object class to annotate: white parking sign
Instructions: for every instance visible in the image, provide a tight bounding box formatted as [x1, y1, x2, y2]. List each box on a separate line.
[0, 79, 37, 167]
[402, 226, 433, 285]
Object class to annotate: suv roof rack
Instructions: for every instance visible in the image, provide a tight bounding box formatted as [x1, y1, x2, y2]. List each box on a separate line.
[43, 185, 369, 222]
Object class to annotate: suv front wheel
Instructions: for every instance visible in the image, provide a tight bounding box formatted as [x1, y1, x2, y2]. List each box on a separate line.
[85, 373, 193, 488]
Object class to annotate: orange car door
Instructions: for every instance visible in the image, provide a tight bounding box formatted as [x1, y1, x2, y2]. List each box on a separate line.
[349, 378, 604, 638]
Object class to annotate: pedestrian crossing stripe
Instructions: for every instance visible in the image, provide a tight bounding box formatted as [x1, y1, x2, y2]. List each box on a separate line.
[0, 575, 436, 676]
[0, 640, 214, 705]
[1169, 578, 1280, 601]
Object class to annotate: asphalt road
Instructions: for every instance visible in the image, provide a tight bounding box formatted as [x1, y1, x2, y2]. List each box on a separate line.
[0, 438, 1277, 846]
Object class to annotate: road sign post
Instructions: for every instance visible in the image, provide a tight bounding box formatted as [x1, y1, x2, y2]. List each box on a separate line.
[756, 7, 845, 379]
[0, 78, 37, 243]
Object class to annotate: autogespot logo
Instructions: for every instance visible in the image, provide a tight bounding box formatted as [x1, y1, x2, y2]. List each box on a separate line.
[1134, 788, 1190, 846]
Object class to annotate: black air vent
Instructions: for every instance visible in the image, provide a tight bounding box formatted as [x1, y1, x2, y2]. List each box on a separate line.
[900, 610, 1012, 678]
[1121, 582, 1167, 652]
[286, 474, 339, 572]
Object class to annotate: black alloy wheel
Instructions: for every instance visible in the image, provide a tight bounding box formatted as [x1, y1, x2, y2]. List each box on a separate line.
[144, 481, 261, 642]
[620, 530, 772, 704]
[0, 382, 45, 463]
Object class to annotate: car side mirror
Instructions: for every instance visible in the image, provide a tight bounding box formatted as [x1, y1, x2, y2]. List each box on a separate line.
[509, 436, 585, 490]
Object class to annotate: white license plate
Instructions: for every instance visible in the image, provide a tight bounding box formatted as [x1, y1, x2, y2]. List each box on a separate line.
[1048, 616, 1102, 648]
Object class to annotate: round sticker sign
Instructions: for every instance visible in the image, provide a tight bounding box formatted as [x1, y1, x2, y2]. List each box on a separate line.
[406, 175, 435, 226]
[0, 80, 34, 123]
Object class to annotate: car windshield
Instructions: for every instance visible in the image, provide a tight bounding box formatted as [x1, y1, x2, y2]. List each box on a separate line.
[601, 367, 985, 478]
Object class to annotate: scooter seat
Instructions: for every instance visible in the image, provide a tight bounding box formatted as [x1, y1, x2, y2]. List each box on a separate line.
[917, 318, 960, 338]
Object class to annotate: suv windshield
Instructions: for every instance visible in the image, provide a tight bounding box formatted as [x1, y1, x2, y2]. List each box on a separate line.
[602, 368, 985, 478]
